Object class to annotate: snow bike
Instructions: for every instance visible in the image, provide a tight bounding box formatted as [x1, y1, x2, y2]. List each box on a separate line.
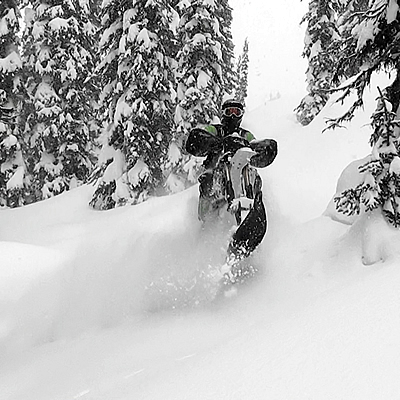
[198, 135, 268, 285]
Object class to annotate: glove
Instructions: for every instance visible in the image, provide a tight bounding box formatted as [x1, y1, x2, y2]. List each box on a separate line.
[249, 139, 278, 168]
[186, 128, 223, 157]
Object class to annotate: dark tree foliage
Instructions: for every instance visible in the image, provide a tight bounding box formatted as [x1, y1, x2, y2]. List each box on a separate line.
[326, 0, 400, 130]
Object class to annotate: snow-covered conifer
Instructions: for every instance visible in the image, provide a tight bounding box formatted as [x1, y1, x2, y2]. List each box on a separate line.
[311, 1, 400, 227]
[296, 0, 339, 125]
[170, 0, 225, 192]
[174, 0, 227, 133]
[324, 0, 393, 129]
[0, 0, 28, 207]
[215, 0, 235, 100]
[21, 0, 99, 202]
[298, 0, 371, 127]
[301, 1, 400, 227]
[90, 0, 177, 209]
[235, 38, 249, 105]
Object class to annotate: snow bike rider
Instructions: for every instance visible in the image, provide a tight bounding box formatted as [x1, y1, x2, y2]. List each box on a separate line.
[185, 99, 278, 269]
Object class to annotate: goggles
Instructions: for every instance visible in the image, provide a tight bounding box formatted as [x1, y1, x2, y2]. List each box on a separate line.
[223, 106, 243, 117]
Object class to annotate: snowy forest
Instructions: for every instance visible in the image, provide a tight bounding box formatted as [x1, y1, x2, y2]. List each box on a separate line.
[2, 0, 400, 228]
[0, 0, 251, 210]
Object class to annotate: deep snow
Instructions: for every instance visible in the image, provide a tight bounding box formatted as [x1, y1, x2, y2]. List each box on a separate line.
[1, 1, 400, 399]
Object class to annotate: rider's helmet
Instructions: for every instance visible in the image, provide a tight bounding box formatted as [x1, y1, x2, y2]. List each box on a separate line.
[221, 99, 245, 133]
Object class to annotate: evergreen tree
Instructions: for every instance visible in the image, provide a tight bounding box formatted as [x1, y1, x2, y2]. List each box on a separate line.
[90, 0, 177, 209]
[235, 37, 249, 105]
[0, 0, 27, 207]
[215, 0, 235, 101]
[169, 0, 225, 193]
[324, 0, 395, 130]
[314, 0, 400, 228]
[21, 0, 99, 202]
[295, 0, 339, 125]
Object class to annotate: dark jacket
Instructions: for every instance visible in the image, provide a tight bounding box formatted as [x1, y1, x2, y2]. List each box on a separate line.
[185, 123, 278, 169]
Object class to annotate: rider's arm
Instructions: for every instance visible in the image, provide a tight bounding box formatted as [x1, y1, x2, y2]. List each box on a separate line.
[185, 126, 222, 157]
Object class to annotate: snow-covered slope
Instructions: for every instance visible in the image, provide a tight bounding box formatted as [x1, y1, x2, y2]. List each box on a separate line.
[2, 1, 400, 399]
[2, 160, 400, 399]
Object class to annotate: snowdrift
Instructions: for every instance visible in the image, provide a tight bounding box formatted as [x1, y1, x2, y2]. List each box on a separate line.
[0, 183, 263, 355]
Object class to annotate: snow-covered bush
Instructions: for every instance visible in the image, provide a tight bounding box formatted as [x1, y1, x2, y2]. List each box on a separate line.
[335, 90, 400, 227]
